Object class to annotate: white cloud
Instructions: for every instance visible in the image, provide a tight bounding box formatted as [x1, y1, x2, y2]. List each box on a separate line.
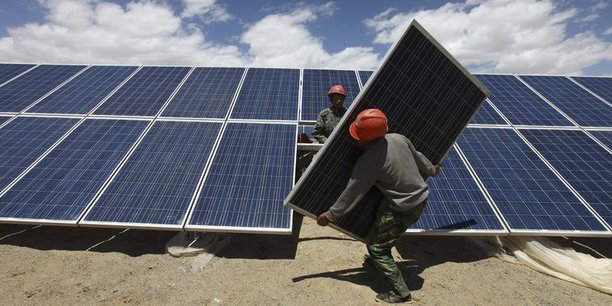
[364, 0, 612, 74]
[605, 27, 612, 35]
[181, 0, 231, 23]
[240, 4, 379, 69]
[0, 0, 245, 66]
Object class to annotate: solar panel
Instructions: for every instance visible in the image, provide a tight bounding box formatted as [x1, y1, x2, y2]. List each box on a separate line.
[408, 146, 506, 233]
[0, 117, 78, 192]
[94, 66, 190, 116]
[298, 125, 314, 139]
[475, 74, 573, 126]
[82, 121, 221, 228]
[571, 76, 612, 104]
[469, 100, 507, 125]
[301, 69, 360, 121]
[519, 129, 612, 229]
[358, 70, 373, 86]
[0, 116, 9, 126]
[162, 67, 244, 119]
[0, 64, 35, 84]
[589, 131, 612, 150]
[458, 127, 608, 234]
[230, 68, 299, 121]
[0, 119, 148, 224]
[186, 122, 296, 233]
[26, 66, 137, 114]
[0, 65, 86, 112]
[286, 21, 489, 240]
[519, 75, 612, 127]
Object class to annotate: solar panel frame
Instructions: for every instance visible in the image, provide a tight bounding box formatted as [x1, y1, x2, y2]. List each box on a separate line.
[469, 98, 509, 125]
[0, 65, 88, 113]
[588, 130, 612, 151]
[0, 118, 149, 225]
[286, 20, 490, 240]
[0, 63, 36, 85]
[518, 128, 612, 230]
[185, 121, 297, 234]
[519, 75, 612, 127]
[475, 74, 575, 127]
[25, 65, 138, 115]
[457, 126, 610, 236]
[570, 76, 612, 105]
[406, 145, 508, 235]
[80, 120, 223, 230]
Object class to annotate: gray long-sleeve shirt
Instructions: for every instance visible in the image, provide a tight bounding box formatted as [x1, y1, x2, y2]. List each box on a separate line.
[325, 133, 435, 222]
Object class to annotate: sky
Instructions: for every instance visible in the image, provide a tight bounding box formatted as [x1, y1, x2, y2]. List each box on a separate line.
[0, 0, 611, 75]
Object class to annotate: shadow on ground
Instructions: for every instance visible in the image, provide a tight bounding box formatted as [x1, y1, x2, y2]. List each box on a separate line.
[0, 214, 304, 259]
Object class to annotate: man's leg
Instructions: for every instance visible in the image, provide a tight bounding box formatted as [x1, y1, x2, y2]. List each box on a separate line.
[365, 199, 427, 299]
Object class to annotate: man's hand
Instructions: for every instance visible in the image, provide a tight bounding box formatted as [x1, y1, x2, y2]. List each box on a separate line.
[431, 164, 441, 176]
[317, 213, 331, 226]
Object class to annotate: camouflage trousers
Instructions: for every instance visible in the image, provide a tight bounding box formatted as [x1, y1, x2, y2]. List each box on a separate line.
[365, 198, 427, 297]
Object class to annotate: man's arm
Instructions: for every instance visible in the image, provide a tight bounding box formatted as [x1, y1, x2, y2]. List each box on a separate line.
[312, 113, 327, 143]
[405, 137, 438, 176]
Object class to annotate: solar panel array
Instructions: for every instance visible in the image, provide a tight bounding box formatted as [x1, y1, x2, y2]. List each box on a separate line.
[0, 24, 611, 237]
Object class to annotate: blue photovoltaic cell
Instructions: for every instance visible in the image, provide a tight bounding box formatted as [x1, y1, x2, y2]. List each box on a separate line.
[162, 67, 244, 118]
[0, 119, 148, 222]
[94, 66, 190, 116]
[0, 65, 86, 112]
[0, 117, 9, 126]
[231, 68, 299, 120]
[572, 76, 612, 104]
[299, 125, 314, 139]
[84, 121, 221, 226]
[459, 127, 606, 232]
[589, 131, 612, 150]
[470, 100, 507, 125]
[27, 66, 137, 114]
[0, 64, 35, 84]
[520, 129, 612, 228]
[410, 147, 504, 231]
[0, 117, 78, 191]
[188, 123, 295, 230]
[359, 70, 373, 86]
[519, 75, 612, 127]
[475, 74, 573, 126]
[301, 69, 360, 121]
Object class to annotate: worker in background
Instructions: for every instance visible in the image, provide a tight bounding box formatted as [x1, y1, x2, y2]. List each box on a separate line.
[317, 108, 441, 304]
[312, 85, 347, 143]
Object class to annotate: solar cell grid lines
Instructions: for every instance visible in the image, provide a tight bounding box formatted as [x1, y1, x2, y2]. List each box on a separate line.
[475, 74, 574, 126]
[162, 67, 245, 119]
[83, 121, 222, 227]
[0, 116, 9, 126]
[187, 122, 295, 232]
[27, 66, 138, 114]
[301, 69, 361, 121]
[0, 119, 148, 223]
[0, 64, 35, 85]
[571, 76, 612, 104]
[458, 127, 608, 234]
[519, 129, 612, 229]
[0, 65, 86, 112]
[0, 117, 78, 192]
[589, 131, 612, 150]
[358, 70, 373, 87]
[230, 68, 299, 121]
[409, 147, 505, 232]
[94, 66, 190, 116]
[469, 100, 507, 125]
[519, 75, 612, 127]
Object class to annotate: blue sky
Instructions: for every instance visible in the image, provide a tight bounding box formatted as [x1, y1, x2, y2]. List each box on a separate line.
[0, 0, 611, 75]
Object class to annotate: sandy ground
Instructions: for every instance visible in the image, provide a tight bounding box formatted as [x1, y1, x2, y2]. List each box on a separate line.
[1, 215, 611, 306]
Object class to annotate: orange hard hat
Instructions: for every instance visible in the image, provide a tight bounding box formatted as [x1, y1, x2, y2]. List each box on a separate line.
[349, 108, 388, 142]
[328, 85, 346, 97]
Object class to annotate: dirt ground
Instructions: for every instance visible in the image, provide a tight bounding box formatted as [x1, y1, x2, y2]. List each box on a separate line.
[1, 215, 611, 306]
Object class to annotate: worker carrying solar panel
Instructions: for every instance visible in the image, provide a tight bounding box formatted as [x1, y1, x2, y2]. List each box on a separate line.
[311, 85, 348, 143]
[317, 108, 441, 304]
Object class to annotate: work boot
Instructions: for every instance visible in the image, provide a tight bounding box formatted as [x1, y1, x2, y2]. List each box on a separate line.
[375, 291, 413, 304]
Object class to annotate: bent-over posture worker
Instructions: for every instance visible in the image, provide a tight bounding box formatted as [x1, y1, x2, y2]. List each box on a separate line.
[317, 108, 441, 304]
[312, 85, 347, 143]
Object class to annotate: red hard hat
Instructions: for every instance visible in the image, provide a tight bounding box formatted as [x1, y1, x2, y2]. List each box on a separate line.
[349, 108, 388, 142]
[328, 85, 346, 97]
